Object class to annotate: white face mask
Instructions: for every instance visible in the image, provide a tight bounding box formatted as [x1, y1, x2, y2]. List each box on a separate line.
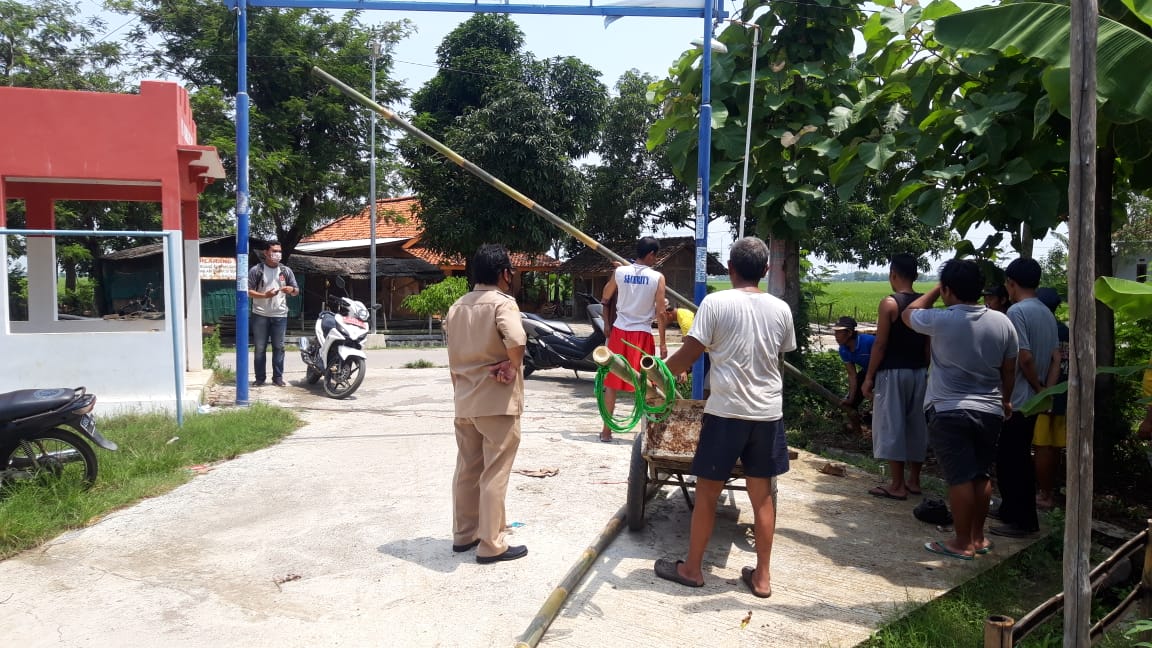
[268, 252, 283, 262]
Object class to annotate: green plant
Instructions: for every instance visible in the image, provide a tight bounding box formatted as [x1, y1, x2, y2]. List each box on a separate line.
[1123, 618, 1152, 647]
[0, 404, 299, 558]
[400, 277, 469, 333]
[403, 359, 436, 369]
[202, 327, 223, 371]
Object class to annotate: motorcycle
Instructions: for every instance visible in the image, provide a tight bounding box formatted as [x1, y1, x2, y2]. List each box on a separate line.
[521, 292, 607, 378]
[0, 387, 117, 491]
[300, 294, 371, 399]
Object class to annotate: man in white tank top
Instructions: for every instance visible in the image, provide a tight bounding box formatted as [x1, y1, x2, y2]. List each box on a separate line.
[599, 237, 667, 442]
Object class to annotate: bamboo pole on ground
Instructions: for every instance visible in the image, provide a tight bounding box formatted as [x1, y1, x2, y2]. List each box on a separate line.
[1064, 0, 1098, 641]
[309, 66, 849, 413]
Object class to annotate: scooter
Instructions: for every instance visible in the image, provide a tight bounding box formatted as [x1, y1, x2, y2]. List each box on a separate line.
[300, 293, 371, 399]
[0, 387, 117, 490]
[521, 292, 606, 378]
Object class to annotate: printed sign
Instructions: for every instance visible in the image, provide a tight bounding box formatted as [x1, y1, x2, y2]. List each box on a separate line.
[236, 253, 248, 291]
[200, 256, 236, 281]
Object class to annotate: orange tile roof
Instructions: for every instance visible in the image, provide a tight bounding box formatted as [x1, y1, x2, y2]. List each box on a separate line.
[302, 197, 423, 243]
[407, 245, 559, 271]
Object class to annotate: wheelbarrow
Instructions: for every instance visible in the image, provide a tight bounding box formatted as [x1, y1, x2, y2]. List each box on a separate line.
[626, 399, 753, 532]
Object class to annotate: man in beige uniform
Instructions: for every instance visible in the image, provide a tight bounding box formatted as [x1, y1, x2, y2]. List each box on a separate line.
[444, 244, 529, 564]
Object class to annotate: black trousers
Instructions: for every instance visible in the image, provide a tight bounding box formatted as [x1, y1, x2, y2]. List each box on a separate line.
[996, 411, 1039, 531]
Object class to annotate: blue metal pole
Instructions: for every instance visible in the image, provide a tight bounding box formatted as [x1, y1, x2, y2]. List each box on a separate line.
[691, 0, 715, 400]
[235, 1, 252, 406]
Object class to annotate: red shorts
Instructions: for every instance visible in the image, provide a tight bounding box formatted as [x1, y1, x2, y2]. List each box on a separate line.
[604, 327, 655, 392]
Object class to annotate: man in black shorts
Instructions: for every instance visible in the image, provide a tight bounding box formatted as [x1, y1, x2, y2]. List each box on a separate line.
[904, 259, 1018, 560]
[651, 237, 796, 597]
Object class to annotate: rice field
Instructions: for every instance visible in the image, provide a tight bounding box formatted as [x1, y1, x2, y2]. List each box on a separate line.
[707, 279, 936, 325]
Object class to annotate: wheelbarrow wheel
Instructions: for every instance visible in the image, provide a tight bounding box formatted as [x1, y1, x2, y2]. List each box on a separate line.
[626, 432, 648, 532]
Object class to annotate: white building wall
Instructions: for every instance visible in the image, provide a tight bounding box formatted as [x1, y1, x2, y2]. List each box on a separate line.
[0, 233, 198, 415]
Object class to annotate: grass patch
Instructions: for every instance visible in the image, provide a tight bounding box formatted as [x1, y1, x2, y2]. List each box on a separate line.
[0, 404, 299, 559]
[814, 281, 937, 325]
[403, 359, 438, 369]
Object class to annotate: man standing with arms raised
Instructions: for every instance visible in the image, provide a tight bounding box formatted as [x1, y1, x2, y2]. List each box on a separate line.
[653, 237, 795, 598]
[599, 236, 667, 442]
[862, 253, 930, 500]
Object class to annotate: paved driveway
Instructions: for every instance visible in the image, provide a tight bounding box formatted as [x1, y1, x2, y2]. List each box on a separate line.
[0, 348, 1039, 647]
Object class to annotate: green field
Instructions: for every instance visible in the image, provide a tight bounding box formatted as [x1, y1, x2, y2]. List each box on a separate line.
[707, 279, 935, 325]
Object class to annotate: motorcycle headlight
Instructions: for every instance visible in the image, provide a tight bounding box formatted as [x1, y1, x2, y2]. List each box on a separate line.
[354, 305, 370, 321]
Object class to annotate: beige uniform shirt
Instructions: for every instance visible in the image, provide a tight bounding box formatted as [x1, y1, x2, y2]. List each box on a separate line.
[445, 285, 527, 417]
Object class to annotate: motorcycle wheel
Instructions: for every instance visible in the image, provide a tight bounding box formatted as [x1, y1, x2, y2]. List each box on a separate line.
[1, 428, 98, 490]
[305, 366, 322, 385]
[523, 359, 536, 378]
[324, 356, 366, 399]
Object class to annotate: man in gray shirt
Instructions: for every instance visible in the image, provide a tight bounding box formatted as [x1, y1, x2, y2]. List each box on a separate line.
[990, 258, 1059, 538]
[247, 242, 299, 387]
[905, 259, 1017, 560]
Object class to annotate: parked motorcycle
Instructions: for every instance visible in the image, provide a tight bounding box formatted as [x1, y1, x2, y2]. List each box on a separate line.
[300, 295, 371, 399]
[0, 387, 117, 490]
[521, 292, 606, 378]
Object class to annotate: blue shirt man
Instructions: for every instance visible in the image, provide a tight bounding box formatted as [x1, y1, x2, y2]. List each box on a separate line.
[833, 316, 875, 408]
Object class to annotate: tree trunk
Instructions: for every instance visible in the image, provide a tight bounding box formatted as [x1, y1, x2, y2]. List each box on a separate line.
[782, 238, 802, 315]
[63, 261, 77, 292]
[1094, 147, 1115, 374]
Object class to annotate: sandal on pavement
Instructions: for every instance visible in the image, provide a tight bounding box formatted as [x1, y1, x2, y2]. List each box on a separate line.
[869, 485, 908, 500]
[654, 558, 703, 588]
[740, 566, 772, 598]
[924, 540, 974, 561]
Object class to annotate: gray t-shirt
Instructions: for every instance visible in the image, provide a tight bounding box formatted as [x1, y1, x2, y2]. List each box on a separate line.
[1006, 297, 1060, 410]
[248, 263, 298, 318]
[909, 304, 1019, 415]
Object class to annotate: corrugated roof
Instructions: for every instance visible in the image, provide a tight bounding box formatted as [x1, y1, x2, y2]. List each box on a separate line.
[102, 235, 234, 261]
[302, 197, 422, 243]
[557, 237, 726, 275]
[406, 246, 560, 271]
[290, 254, 443, 280]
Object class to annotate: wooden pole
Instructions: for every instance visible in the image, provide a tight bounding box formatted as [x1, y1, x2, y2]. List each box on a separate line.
[1064, 0, 1098, 641]
[983, 615, 1014, 648]
[1141, 518, 1152, 643]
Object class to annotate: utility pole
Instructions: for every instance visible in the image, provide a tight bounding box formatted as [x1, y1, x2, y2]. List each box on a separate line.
[368, 40, 381, 333]
[1064, 0, 1098, 642]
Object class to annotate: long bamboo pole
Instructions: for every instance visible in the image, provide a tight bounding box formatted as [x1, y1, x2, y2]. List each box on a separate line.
[309, 65, 848, 412]
[1065, 0, 1098, 640]
[1141, 518, 1152, 643]
[592, 345, 640, 386]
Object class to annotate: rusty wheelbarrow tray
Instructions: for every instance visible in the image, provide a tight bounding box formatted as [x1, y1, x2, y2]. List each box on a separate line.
[627, 399, 749, 532]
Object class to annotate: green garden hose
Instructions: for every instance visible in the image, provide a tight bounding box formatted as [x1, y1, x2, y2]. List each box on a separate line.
[594, 348, 678, 434]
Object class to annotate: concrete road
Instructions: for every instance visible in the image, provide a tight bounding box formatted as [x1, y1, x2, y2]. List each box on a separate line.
[0, 347, 1038, 647]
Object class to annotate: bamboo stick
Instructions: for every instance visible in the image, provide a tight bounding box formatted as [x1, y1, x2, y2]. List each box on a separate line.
[593, 346, 639, 387]
[308, 65, 848, 413]
[1141, 518, 1152, 643]
[983, 615, 1014, 648]
[639, 355, 674, 405]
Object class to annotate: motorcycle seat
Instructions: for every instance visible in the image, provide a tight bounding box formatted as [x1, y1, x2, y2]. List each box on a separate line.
[0, 388, 78, 422]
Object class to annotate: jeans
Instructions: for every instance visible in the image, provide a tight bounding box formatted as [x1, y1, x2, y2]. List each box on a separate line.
[251, 314, 287, 382]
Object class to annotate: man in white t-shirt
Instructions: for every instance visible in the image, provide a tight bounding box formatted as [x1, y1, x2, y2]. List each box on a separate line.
[599, 237, 667, 442]
[247, 242, 299, 387]
[652, 237, 795, 599]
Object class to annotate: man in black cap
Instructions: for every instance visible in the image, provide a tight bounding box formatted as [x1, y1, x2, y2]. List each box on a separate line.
[982, 284, 1010, 313]
[832, 316, 875, 409]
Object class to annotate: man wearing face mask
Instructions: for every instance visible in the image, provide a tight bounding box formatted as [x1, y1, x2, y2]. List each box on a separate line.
[247, 242, 299, 387]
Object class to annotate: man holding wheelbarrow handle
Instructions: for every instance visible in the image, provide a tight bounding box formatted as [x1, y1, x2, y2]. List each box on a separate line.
[652, 237, 795, 599]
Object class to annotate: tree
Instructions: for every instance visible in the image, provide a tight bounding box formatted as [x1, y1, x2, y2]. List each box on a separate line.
[402, 14, 606, 259]
[400, 276, 468, 333]
[1, 0, 124, 91]
[115, 0, 411, 254]
[579, 70, 692, 245]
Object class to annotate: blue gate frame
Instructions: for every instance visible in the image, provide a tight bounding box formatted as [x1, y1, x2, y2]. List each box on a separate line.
[223, 0, 725, 403]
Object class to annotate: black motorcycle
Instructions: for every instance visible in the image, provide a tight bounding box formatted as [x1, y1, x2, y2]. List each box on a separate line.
[521, 292, 607, 378]
[0, 387, 118, 490]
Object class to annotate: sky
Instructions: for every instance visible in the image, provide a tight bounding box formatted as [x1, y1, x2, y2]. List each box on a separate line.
[79, 0, 1067, 271]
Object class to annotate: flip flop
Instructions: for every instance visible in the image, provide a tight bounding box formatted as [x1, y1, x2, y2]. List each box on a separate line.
[975, 541, 994, 555]
[869, 486, 908, 500]
[924, 540, 974, 561]
[654, 558, 703, 588]
[907, 488, 923, 496]
[740, 566, 772, 598]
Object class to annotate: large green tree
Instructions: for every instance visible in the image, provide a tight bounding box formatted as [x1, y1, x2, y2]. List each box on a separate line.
[115, 0, 411, 253]
[579, 70, 692, 245]
[402, 14, 606, 258]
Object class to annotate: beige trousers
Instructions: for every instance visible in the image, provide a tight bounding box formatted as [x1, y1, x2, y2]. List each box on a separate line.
[452, 415, 521, 558]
